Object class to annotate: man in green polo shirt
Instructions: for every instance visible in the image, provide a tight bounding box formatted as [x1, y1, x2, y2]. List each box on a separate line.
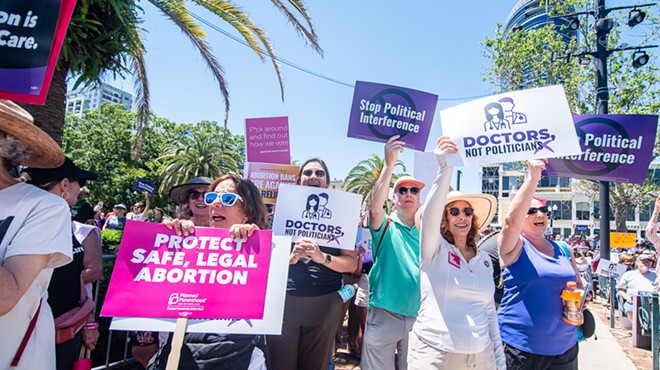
[361, 135, 423, 370]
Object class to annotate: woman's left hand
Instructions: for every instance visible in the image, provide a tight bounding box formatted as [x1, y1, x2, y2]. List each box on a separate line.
[82, 328, 99, 350]
[229, 223, 260, 242]
[295, 238, 324, 263]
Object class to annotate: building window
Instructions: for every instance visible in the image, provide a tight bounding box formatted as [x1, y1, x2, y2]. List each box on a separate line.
[538, 176, 570, 188]
[640, 203, 653, 222]
[576, 202, 590, 220]
[547, 200, 571, 220]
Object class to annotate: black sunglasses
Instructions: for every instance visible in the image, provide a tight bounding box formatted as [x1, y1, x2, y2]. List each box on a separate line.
[303, 169, 326, 177]
[397, 187, 420, 195]
[448, 207, 474, 216]
[188, 190, 204, 200]
[527, 206, 549, 215]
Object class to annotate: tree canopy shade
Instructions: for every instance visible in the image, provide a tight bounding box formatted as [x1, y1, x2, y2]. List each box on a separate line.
[23, 0, 322, 149]
[482, 0, 660, 232]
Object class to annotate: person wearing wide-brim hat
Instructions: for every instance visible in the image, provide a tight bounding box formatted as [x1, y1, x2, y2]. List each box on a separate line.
[409, 136, 505, 370]
[0, 100, 74, 370]
[168, 176, 213, 226]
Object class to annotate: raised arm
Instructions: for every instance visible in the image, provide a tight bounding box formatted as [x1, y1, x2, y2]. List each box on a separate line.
[498, 159, 546, 264]
[141, 191, 150, 220]
[369, 135, 405, 231]
[420, 137, 455, 262]
[646, 196, 660, 254]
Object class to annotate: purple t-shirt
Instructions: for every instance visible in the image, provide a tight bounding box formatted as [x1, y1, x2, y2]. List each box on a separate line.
[498, 238, 578, 355]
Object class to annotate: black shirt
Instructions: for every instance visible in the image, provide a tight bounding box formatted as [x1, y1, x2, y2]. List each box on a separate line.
[287, 246, 342, 296]
[48, 233, 84, 318]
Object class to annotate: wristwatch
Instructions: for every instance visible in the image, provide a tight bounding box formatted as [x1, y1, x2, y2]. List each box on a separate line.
[324, 253, 332, 264]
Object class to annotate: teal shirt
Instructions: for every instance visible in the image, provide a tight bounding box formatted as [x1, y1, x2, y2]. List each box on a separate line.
[368, 213, 421, 316]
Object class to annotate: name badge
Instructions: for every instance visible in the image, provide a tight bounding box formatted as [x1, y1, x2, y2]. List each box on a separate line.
[448, 252, 461, 268]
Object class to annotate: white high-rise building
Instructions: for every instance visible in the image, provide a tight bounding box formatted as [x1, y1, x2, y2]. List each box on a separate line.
[65, 83, 134, 117]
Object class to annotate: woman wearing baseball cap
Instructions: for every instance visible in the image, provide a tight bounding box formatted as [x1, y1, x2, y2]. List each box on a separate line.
[23, 157, 101, 370]
[0, 100, 73, 370]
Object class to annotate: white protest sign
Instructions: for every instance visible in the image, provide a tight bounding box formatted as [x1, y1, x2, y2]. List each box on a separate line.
[413, 151, 439, 204]
[272, 184, 362, 250]
[440, 85, 581, 166]
[110, 235, 291, 334]
[595, 258, 628, 280]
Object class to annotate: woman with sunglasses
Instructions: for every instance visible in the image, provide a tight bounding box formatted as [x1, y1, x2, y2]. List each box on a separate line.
[150, 174, 269, 370]
[267, 158, 358, 370]
[168, 176, 214, 226]
[408, 136, 503, 370]
[497, 159, 583, 370]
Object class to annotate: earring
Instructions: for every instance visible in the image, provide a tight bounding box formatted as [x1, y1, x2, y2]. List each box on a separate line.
[61, 191, 70, 200]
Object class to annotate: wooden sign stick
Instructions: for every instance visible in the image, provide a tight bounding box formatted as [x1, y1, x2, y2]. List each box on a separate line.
[165, 318, 188, 370]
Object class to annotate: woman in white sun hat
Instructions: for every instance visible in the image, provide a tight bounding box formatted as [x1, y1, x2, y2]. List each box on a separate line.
[409, 136, 504, 370]
[0, 100, 73, 370]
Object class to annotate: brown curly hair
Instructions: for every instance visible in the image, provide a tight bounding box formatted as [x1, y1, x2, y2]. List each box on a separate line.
[440, 200, 481, 251]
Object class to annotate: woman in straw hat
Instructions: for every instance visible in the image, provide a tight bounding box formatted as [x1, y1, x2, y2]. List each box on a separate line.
[408, 136, 505, 370]
[497, 159, 583, 370]
[0, 100, 73, 370]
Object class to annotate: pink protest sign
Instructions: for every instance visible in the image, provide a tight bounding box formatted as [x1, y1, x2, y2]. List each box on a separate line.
[101, 221, 272, 319]
[245, 116, 291, 164]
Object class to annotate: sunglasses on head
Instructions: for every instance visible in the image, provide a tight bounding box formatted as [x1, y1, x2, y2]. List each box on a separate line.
[527, 206, 549, 215]
[397, 186, 420, 195]
[188, 191, 204, 200]
[303, 169, 326, 177]
[448, 207, 474, 217]
[204, 192, 244, 206]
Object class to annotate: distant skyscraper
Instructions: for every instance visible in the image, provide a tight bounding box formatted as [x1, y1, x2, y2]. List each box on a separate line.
[65, 82, 134, 117]
[504, 0, 569, 33]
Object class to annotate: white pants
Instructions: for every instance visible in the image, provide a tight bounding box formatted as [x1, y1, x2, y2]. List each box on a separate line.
[408, 332, 496, 370]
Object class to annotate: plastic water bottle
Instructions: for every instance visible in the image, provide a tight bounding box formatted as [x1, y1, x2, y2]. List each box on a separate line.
[561, 281, 584, 325]
[337, 283, 358, 303]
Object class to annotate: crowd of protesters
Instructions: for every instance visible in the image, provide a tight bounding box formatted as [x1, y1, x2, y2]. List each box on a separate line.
[4, 99, 660, 370]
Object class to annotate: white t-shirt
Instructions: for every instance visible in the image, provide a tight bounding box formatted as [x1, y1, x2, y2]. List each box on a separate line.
[617, 269, 657, 297]
[0, 182, 73, 370]
[127, 212, 146, 221]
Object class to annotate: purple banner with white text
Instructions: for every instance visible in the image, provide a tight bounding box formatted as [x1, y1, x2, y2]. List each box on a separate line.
[347, 81, 437, 151]
[545, 114, 658, 184]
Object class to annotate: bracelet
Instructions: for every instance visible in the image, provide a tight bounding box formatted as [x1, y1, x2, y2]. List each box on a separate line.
[83, 322, 99, 330]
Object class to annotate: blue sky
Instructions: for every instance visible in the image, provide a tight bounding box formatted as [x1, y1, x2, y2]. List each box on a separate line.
[110, 1, 656, 194]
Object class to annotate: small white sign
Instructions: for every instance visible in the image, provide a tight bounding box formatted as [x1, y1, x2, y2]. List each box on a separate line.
[413, 151, 438, 204]
[109, 235, 291, 334]
[440, 85, 581, 166]
[272, 184, 362, 250]
[595, 258, 628, 280]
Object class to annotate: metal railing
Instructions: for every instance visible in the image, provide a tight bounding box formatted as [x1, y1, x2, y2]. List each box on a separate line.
[638, 291, 660, 370]
[90, 255, 137, 370]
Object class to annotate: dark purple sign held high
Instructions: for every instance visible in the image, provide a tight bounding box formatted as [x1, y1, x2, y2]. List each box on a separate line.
[347, 81, 438, 151]
[545, 115, 658, 184]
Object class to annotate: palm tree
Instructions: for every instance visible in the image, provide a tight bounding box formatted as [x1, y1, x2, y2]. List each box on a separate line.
[22, 0, 322, 150]
[344, 154, 406, 210]
[157, 132, 239, 192]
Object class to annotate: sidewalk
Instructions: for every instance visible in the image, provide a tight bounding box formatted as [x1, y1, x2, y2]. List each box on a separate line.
[579, 301, 638, 369]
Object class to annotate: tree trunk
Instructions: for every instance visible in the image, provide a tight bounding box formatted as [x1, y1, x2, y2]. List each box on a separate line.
[18, 63, 69, 145]
[614, 210, 629, 232]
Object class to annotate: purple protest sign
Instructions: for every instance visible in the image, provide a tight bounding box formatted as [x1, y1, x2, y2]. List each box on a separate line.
[245, 117, 290, 164]
[347, 81, 438, 151]
[546, 115, 658, 184]
[134, 178, 157, 195]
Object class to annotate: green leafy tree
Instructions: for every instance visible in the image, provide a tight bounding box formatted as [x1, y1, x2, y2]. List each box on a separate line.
[344, 154, 406, 211]
[63, 104, 245, 212]
[23, 0, 322, 150]
[482, 0, 660, 232]
[157, 131, 240, 193]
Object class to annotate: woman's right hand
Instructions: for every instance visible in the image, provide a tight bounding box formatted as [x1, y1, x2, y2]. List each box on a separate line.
[434, 136, 458, 156]
[163, 218, 195, 236]
[527, 158, 547, 180]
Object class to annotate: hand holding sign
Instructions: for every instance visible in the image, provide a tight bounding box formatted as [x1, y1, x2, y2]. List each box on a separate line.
[385, 135, 405, 165]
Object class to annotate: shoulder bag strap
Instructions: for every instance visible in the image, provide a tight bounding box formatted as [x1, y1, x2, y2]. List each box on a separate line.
[11, 299, 43, 369]
[372, 217, 391, 258]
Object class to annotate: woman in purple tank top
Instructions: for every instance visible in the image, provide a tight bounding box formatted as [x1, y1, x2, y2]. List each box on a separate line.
[497, 159, 583, 370]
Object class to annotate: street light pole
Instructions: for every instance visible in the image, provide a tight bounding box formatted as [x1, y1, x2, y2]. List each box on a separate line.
[595, 0, 611, 261]
[457, 170, 462, 191]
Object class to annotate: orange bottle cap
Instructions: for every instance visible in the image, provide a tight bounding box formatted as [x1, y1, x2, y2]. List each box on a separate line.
[566, 281, 577, 289]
